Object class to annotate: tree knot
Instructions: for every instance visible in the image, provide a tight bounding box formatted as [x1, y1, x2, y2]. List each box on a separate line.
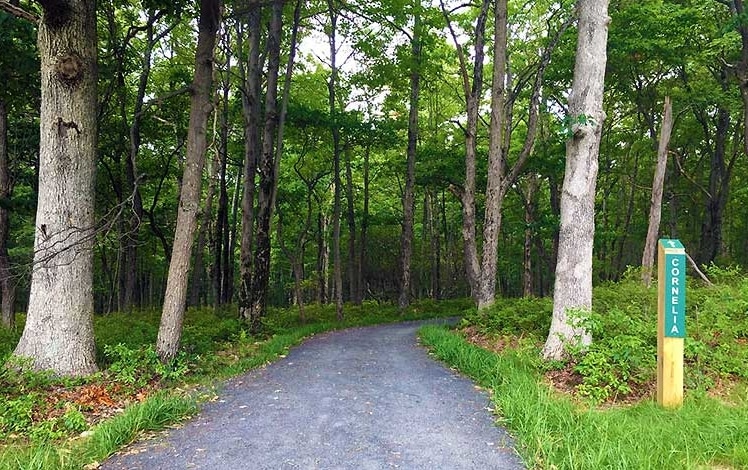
[54, 54, 85, 87]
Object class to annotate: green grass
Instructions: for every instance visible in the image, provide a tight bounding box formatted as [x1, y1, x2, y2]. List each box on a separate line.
[0, 393, 197, 470]
[419, 324, 748, 469]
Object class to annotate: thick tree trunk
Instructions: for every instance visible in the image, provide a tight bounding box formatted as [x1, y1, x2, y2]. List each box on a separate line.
[0, 100, 14, 328]
[157, 0, 221, 362]
[238, 0, 261, 322]
[641, 97, 673, 287]
[542, 0, 609, 361]
[14, 0, 99, 375]
[476, 0, 508, 309]
[247, 0, 283, 333]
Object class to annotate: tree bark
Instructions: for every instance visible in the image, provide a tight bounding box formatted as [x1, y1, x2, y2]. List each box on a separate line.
[247, 0, 283, 333]
[190, 142, 219, 307]
[217, 37, 231, 306]
[542, 0, 609, 360]
[440, 0, 490, 297]
[14, 0, 99, 375]
[0, 100, 14, 328]
[328, 0, 343, 320]
[238, 0, 261, 322]
[356, 142, 370, 304]
[475, 0, 508, 309]
[344, 144, 357, 303]
[641, 97, 673, 287]
[398, 6, 421, 309]
[157, 0, 221, 362]
[522, 175, 539, 297]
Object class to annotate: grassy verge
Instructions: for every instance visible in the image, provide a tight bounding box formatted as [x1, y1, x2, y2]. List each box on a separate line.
[0, 298, 471, 469]
[419, 324, 748, 469]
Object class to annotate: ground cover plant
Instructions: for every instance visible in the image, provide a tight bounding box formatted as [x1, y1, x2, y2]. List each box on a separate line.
[0, 298, 470, 469]
[420, 269, 748, 469]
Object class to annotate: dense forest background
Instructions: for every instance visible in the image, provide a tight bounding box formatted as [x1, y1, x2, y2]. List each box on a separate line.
[0, 0, 745, 320]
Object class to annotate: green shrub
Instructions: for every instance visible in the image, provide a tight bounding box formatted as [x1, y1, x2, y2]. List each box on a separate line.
[103, 344, 189, 387]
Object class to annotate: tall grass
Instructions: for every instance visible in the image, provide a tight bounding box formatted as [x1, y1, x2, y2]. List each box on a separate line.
[419, 325, 748, 469]
[0, 393, 196, 470]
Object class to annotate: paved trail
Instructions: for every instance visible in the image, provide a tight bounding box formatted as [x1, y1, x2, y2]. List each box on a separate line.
[103, 321, 524, 470]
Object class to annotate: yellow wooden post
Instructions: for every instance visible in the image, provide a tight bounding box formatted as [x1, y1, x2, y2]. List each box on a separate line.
[657, 239, 686, 408]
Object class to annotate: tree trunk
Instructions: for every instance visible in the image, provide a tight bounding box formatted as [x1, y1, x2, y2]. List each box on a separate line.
[641, 97, 673, 287]
[226, 166, 242, 303]
[13, 0, 99, 375]
[328, 0, 343, 320]
[698, 106, 731, 265]
[523, 175, 539, 297]
[356, 143, 370, 304]
[120, 15, 164, 313]
[157, 0, 221, 362]
[217, 43, 231, 306]
[397, 6, 421, 309]
[542, 0, 609, 361]
[475, 0, 508, 309]
[247, 0, 283, 333]
[343, 144, 357, 303]
[317, 209, 328, 303]
[190, 147, 218, 307]
[429, 190, 441, 299]
[0, 100, 14, 328]
[238, 0, 261, 322]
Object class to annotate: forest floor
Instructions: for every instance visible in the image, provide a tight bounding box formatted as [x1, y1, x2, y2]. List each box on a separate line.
[101, 320, 523, 470]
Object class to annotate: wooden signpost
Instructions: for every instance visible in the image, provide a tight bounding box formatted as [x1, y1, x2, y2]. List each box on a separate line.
[657, 239, 686, 408]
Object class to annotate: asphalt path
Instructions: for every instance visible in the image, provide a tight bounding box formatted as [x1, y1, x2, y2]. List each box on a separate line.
[102, 320, 524, 470]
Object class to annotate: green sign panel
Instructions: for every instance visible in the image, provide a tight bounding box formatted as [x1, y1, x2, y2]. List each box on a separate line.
[661, 239, 686, 338]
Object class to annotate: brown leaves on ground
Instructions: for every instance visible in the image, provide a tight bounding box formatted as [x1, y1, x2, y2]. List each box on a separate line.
[30, 380, 161, 432]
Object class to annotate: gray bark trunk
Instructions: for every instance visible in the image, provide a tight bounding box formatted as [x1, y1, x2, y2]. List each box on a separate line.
[440, 0, 490, 297]
[641, 97, 673, 287]
[398, 7, 421, 309]
[542, 0, 609, 360]
[238, 0, 261, 322]
[247, 0, 283, 333]
[14, 0, 99, 375]
[476, 0, 508, 309]
[157, 0, 221, 362]
[0, 100, 14, 328]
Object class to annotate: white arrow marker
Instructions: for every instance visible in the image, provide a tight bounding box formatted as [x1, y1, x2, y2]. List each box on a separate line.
[668, 240, 677, 248]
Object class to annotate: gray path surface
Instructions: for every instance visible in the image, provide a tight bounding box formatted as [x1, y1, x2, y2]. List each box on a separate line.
[102, 321, 524, 470]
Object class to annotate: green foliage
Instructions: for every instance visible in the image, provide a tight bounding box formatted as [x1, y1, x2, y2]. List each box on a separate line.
[460, 276, 748, 404]
[461, 296, 551, 339]
[103, 344, 189, 387]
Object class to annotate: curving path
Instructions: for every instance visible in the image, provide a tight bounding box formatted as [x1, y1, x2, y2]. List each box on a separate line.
[103, 320, 524, 470]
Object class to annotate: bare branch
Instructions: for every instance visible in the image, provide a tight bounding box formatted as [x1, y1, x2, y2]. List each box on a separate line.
[0, 0, 38, 23]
